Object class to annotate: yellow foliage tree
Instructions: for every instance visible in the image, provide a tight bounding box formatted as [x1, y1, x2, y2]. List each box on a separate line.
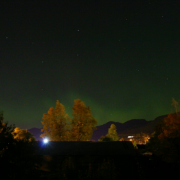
[40, 100, 71, 141]
[158, 98, 180, 140]
[70, 99, 97, 141]
[147, 98, 180, 163]
[106, 124, 119, 141]
[12, 127, 35, 142]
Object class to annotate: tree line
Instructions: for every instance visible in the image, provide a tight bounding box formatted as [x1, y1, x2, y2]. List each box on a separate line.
[1, 96, 180, 178]
[40, 99, 120, 142]
[40, 99, 97, 141]
[0, 99, 120, 178]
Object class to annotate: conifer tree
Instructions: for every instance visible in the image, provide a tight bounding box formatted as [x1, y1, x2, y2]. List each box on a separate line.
[106, 124, 119, 141]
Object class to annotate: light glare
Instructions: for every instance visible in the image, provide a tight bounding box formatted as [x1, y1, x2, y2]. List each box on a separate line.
[43, 138, 48, 143]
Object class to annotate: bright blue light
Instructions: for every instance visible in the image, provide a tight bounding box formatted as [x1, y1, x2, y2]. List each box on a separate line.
[43, 138, 48, 143]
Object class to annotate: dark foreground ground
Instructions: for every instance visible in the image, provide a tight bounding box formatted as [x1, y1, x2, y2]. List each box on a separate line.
[2, 153, 180, 180]
[1, 144, 180, 180]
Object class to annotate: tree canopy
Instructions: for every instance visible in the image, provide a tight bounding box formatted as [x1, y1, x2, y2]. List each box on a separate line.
[70, 99, 97, 141]
[40, 99, 97, 141]
[107, 124, 119, 141]
[98, 124, 119, 141]
[40, 100, 71, 141]
[12, 127, 36, 142]
[147, 98, 180, 163]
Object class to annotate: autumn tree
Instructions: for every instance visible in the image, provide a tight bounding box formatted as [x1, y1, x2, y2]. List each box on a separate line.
[158, 98, 180, 140]
[147, 98, 180, 163]
[12, 127, 36, 142]
[40, 100, 71, 141]
[106, 124, 119, 141]
[70, 99, 97, 141]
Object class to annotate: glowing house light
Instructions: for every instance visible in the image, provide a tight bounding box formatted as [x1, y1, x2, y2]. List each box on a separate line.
[128, 136, 134, 138]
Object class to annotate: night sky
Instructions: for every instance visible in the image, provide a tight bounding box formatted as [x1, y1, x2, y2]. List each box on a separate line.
[1, 1, 180, 129]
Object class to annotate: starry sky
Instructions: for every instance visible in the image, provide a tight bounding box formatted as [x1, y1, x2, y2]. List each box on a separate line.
[1, 1, 180, 129]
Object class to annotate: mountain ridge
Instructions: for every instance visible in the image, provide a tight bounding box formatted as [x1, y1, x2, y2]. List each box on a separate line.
[28, 114, 168, 141]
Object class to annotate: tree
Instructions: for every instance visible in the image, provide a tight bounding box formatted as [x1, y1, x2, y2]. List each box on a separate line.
[0, 111, 16, 156]
[171, 98, 179, 115]
[12, 127, 36, 142]
[70, 99, 97, 141]
[158, 114, 180, 139]
[133, 140, 137, 148]
[146, 98, 180, 163]
[40, 100, 71, 141]
[98, 135, 113, 141]
[0, 111, 40, 178]
[106, 124, 119, 141]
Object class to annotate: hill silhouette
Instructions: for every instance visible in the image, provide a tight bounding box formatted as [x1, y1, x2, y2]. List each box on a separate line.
[28, 128, 43, 141]
[28, 114, 168, 141]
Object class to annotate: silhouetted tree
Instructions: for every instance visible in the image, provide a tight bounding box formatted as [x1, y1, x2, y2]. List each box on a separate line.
[98, 135, 113, 141]
[0, 110, 16, 158]
[0, 111, 42, 178]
